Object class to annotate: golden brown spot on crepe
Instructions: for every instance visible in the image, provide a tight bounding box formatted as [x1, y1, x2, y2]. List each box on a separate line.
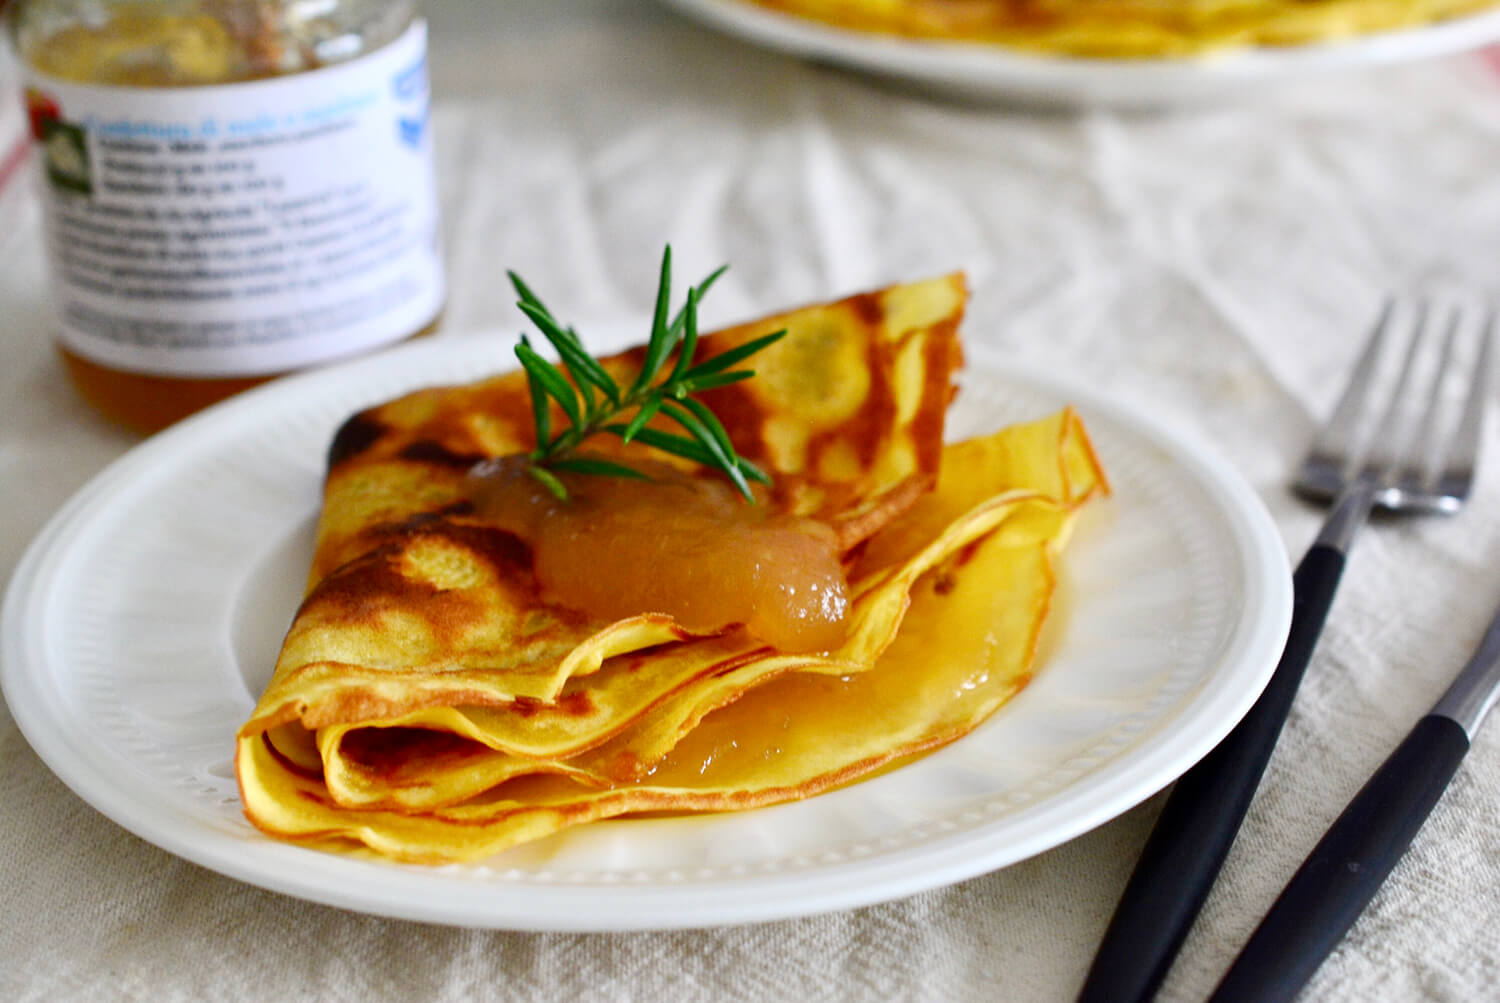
[397, 441, 490, 470]
[914, 317, 964, 468]
[295, 790, 327, 807]
[328, 412, 388, 468]
[295, 524, 565, 668]
[709, 648, 779, 679]
[508, 691, 595, 720]
[804, 324, 893, 470]
[297, 684, 526, 732]
[340, 727, 481, 781]
[304, 546, 435, 618]
[421, 523, 533, 579]
[558, 691, 595, 716]
[846, 290, 885, 328]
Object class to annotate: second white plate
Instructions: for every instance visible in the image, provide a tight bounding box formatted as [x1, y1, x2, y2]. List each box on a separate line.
[2, 331, 1291, 930]
[662, 0, 1500, 106]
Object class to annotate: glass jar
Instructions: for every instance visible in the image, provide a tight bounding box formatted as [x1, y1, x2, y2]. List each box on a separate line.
[9, 0, 444, 432]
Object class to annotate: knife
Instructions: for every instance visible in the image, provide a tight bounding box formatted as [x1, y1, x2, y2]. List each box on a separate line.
[1208, 589, 1500, 1001]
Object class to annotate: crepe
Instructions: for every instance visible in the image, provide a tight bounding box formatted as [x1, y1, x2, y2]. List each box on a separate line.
[742, 0, 1500, 58]
[239, 413, 1107, 861]
[235, 274, 1110, 863]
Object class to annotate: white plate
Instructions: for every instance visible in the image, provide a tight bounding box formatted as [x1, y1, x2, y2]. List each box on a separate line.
[661, 0, 1500, 106]
[1, 332, 1291, 930]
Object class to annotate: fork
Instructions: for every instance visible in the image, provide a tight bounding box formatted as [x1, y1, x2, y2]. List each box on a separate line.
[1077, 298, 1494, 1003]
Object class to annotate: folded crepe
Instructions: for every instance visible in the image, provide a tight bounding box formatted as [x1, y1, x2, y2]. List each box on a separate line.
[236, 274, 1109, 863]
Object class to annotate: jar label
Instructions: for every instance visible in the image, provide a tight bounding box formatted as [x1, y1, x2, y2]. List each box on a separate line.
[23, 19, 444, 377]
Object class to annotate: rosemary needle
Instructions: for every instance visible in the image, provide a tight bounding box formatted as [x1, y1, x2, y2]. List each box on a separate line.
[509, 246, 784, 502]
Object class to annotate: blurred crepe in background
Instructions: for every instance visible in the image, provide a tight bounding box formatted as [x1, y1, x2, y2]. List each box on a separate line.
[728, 0, 1500, 57]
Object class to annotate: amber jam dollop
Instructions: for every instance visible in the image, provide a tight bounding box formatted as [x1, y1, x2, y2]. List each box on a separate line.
[466, 456, 850, 653]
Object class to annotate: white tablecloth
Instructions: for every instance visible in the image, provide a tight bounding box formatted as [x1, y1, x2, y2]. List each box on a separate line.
[5, 4, 1500, 999]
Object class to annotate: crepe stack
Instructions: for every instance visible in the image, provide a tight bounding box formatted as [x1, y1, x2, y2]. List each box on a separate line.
[236, 273, 1109, 863]
[743, 0, 1500, 57]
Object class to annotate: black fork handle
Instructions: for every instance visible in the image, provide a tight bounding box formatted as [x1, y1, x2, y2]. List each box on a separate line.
[1076, 544, 1346, 1003]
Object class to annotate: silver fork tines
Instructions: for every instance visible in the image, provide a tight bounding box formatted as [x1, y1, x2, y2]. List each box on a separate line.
[1294, 298, 1495, 516]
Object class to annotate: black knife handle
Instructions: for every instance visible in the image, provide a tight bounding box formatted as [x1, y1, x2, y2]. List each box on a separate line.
[1209, 714, 1469, 1003]
[1077, 544, 1346, 1003]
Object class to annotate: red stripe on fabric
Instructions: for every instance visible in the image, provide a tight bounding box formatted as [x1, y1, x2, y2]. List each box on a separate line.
[1481, 44, 1500, 78]
[0, 136, 29, 196]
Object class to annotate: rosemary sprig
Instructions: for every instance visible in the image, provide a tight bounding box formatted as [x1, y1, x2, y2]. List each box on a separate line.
[508, 246, 785, 502]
